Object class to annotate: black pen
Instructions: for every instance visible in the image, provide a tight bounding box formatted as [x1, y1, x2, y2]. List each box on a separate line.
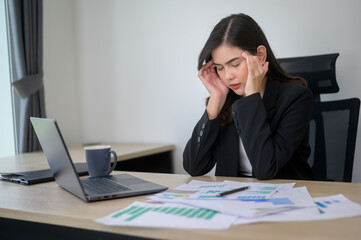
[218, 186, 250, 197]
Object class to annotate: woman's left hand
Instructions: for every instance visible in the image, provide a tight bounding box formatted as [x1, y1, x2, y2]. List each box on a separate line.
[242, 52, 269, 98]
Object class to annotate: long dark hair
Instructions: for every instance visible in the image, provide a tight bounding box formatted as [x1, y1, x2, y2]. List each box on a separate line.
[199, 13, 306, 127]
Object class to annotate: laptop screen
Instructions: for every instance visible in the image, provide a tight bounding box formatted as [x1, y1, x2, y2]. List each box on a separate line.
[30, 117, 87, 201]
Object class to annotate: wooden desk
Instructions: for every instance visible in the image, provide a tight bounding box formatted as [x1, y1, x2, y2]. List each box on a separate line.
[0, 142, 175, 173]
[1, 150, 361, 240]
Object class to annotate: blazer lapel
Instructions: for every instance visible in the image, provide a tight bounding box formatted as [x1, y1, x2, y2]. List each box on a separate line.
[262, 78, 280, 124]
[262, 77, 279, 111]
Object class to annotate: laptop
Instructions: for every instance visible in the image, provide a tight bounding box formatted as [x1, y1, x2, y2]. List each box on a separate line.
[30, 117, 168, 202]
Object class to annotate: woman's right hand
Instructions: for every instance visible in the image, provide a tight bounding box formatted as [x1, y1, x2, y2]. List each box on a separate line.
[198, 60, 229, 119]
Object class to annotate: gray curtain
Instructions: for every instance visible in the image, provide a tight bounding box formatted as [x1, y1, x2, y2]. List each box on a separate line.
[6, 0, 45, 153]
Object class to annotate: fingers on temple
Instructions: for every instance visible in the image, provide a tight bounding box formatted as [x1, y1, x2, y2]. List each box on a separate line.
[243, 52, 267, 75]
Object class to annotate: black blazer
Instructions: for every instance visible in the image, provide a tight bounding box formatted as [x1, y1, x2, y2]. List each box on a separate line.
[183, 78, 314, 180]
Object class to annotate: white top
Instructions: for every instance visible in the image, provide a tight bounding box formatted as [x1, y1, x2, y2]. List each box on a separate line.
[238, 137, 252, 176]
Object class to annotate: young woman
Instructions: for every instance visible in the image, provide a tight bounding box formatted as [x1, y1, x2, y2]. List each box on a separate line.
[183, 13, 313, 180]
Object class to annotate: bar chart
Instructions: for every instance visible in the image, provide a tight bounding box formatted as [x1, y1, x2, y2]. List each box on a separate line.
[112, 204, 219, 222]
[95, 201, 238, 229]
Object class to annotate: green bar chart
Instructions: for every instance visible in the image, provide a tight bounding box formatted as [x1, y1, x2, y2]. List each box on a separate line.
[112, 204, 219, 222]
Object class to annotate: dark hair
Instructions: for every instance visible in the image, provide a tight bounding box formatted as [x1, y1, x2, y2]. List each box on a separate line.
[199, 13, 306, 127]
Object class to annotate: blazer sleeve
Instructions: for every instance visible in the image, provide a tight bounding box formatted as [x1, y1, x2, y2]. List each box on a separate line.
[231, 87, 313, 180]
[183, 110, 221, 176]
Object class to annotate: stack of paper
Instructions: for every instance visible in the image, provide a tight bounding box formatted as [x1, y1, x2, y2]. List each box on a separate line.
[147, 180, 315, 218]
[95, 180, 361, 230]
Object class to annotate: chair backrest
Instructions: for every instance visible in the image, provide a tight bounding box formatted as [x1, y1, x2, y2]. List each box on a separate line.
[278, 53, 339, 102]
[308, 98, 360, 182]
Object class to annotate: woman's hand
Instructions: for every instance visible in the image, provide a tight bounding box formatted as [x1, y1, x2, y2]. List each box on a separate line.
[242, 52, 269, 98]
[198, 60, 229, 99]
[198, 60, 229, 119]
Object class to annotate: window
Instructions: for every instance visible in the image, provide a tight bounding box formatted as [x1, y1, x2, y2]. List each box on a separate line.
[0, 0, 16, 158]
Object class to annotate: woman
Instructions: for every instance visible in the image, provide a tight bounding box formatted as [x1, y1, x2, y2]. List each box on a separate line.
[183, 13, 313, 180]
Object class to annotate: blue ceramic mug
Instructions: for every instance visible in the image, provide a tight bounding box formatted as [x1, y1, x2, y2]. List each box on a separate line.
[84, 145, 118, 177]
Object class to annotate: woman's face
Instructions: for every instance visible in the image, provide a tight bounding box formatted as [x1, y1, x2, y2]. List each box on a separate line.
[212, 44, 248, 96]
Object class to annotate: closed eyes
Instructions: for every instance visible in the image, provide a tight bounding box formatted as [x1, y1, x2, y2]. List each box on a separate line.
[216, 66, 224, 71]
[214, 58, 241, 71]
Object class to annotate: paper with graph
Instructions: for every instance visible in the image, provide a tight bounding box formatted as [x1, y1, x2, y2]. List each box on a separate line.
[234, 193, 361, 224]
[153, 180, 284, 200]
[94, 180, 361, 229]
[147, 180, 309, 217]
[94, 201, 237, 230]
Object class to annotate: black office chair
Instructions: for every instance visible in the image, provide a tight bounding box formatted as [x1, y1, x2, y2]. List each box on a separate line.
[278, 53, 339, 102]
[309, 99, 360, 182]
[278, 53, 360, 182]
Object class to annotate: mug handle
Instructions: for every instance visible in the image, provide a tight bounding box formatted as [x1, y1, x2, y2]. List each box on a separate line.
[105, 150, 118, 176]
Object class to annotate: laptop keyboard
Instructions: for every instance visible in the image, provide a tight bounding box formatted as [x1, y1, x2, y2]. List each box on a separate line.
[81, 177, 131, 194]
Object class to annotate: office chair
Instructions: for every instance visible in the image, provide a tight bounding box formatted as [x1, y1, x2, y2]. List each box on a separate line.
[278, 53, 360, 182]
[278, 53, 339, 102]
[309, 98, 360, 182]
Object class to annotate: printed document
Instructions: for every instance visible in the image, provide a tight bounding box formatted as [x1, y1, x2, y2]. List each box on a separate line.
[94, 180, 361, 230]
[95, 201, 237, 230]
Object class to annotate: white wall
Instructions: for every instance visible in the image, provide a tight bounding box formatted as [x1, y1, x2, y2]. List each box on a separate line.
[43, 0, 81, 145]
[43, 0, 361, 182]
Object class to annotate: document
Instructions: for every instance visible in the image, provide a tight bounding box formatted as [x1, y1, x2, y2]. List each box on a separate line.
[95, 180, 361, 229]
[234, 194, 361, 225]
[94, 201, 237, 230]
[148, 181, 310, 218]
[152, 180, 284, 200]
